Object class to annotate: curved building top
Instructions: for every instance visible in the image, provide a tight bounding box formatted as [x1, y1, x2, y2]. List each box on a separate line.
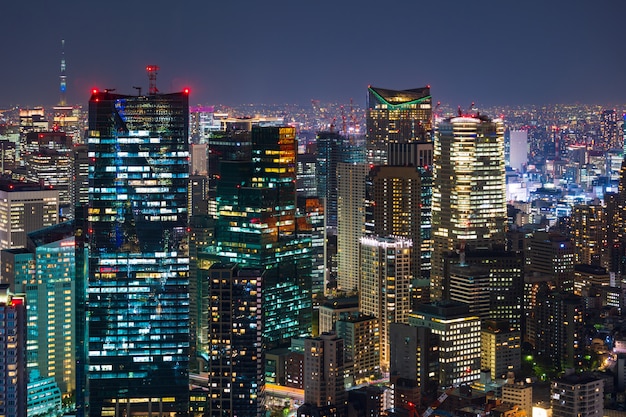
[368, 86, 431, 108]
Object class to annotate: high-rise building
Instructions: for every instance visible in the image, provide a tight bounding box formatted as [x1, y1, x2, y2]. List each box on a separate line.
[366, 165, 432, 281]
[525, 231, 575, 292]
[600, 109, 620, 151]
[215, 126, 311, 347]
[571, 203, 608, 269]
[86, 89, 190, 415]
[550, 373, 603, 417]
[431, 115, 506, 300]
[508, 130, 528, 172]
[359, 236, 412, 371]
[303, 333, 346, 414]
[366, 86, 432, 165]
[533, 290, 584, 370]
[480, 319, 521, 380]
[318, 296, 359, 334]
[0, 180, 59, 250]
[449, 263, 491, 320]
[0, 284, 27, 417]
[14, 222, 76, 395]
[389, 323, 420, 409]
[408, 301, 481, 395]
[206, 264, 263, 417]
[336, 162, 369, 293]
[335, 313, 380, 385]
[316, 132, 364, 290]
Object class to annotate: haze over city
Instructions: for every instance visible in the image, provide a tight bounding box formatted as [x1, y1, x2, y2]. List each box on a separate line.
[2, 0, 626, 108]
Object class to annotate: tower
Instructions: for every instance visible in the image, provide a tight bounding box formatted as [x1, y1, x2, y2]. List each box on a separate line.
[86, 89, 190, 416]
[366, 86, 432, 165]
[366, 165, 432, 282]
[303, 333, 346, 414]
[336, 162, 369, 293]
[431, 115, 506, 300]
[215, 126, 312, 347]
[59, 40, 67, 106]
[206, 264, 263, 417]
[359, 236, 412, 371]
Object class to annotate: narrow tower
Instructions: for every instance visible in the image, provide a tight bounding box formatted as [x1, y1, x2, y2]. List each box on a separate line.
[59, 40, 67, 106]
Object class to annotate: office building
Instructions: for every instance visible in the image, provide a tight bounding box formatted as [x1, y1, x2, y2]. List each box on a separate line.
[431, 115, 506, 300]
[508, 130, 528, 172]
[304, 333, 346, 414]
[501, 382, 532, 417]
[71, 144, 89, 211]
[366, 86, 432, 165]
[12, 223, 76, 395]
[571, 203, 608, 269]
[600, 109, 620, 151]
[480, 319, 521, 380]
[86, 89, 190, 415]
[359, 236, 412, 371]
[408, 301, 481, 395]
[389, 323, 420, 409]
[297, 196, 325, 304]
[449, 263, 491, 320]
[335, 313, 380, 385]
[0, 180, 59, 250]
[215, 126, 312, 347]
[206, 264, 263, 417]
[533, 290, 583, 370]
[551, 373, 603, 417]
[0, 284, 27, 417]
[336, 162, 369, 293]
[318, 296, 359, 335]
[525, 231, 575, 292]
[366, 165, 432, 281]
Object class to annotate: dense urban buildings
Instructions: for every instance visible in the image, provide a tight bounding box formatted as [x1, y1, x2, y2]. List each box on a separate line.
[86, 89, 191, 415]
[5, 65, 626, 417]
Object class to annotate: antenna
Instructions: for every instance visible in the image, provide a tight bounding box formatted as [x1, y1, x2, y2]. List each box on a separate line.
[132, 86, 142, 96]
[146, 65, 160, 95]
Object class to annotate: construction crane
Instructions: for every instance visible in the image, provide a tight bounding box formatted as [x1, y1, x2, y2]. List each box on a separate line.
[405, 383, 459, 417]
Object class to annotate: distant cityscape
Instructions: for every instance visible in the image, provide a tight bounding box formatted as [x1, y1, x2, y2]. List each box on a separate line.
[2, 64, 626, 417]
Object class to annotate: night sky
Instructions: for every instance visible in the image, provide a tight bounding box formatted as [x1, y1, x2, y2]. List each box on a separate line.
[2, 0, 626, 108]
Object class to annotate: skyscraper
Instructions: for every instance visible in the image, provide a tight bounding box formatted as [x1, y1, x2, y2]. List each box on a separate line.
[431, 115, 506, 300]
[366, 165, 432, 281]
[206, 264, 263, 417]
[366, 86, 432, 165]
[359, 236, 412, 371]
[336, 162, 369, 293]
[0, 284, 27, 417]
[86, 90, 190, 415]
[215, 126, 311, 347]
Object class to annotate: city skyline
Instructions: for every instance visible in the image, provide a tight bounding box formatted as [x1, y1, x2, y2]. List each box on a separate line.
[2, 1, 626, 108]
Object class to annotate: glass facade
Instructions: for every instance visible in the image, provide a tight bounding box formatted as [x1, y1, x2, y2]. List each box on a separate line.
[215, 126, 311, 348]
[366, 86, 432, 165]
[87, 91, 190, 415]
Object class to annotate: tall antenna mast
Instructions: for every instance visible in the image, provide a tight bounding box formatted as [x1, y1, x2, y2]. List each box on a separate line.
[59, 39, 67, 106]
[146, 65, 160, 95]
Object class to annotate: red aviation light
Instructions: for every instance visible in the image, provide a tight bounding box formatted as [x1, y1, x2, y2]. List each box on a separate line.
[183, 88, 190, 95]
[10, 297, 23, 306]
[92, 88, 98, 95]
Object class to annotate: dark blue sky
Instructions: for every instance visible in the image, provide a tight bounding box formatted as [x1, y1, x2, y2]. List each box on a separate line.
[2, 1, 626, 108]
